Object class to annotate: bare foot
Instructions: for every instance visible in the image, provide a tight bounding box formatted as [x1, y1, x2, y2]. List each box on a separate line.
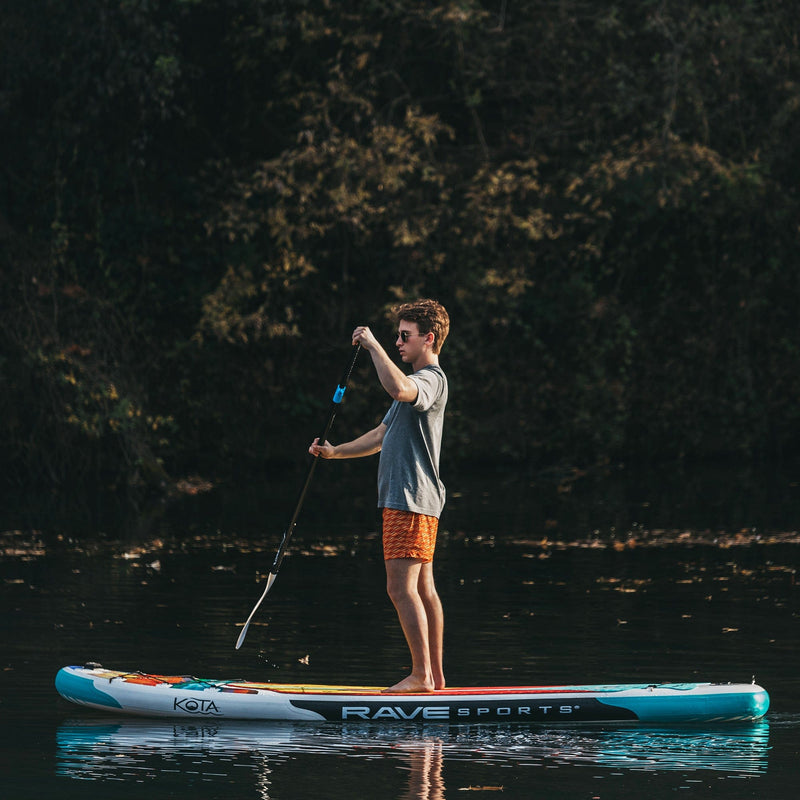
[382, 674, 435, 694]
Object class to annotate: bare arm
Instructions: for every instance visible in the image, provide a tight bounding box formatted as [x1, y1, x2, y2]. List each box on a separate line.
[309, 423, 386, 460]
[352, 326, 418, 403]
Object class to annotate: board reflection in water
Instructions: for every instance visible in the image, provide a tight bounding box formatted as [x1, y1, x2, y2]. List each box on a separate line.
[56, 718, 770, 795]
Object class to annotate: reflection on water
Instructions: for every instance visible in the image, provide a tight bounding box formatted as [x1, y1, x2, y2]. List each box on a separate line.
[5, 463, 800, 799]
[56, 717, 770, 796]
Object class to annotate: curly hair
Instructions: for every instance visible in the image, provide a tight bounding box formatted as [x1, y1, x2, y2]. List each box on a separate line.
[394, 299, 450, 354]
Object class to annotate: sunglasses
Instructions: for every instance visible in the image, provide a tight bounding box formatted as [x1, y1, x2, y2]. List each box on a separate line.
[397, 330, 428, 343]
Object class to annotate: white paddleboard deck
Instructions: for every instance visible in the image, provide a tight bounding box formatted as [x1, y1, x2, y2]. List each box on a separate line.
[55, 665, 769, 724]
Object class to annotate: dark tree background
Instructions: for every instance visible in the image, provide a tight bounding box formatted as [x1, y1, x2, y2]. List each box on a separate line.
[2, 0, 799, 489]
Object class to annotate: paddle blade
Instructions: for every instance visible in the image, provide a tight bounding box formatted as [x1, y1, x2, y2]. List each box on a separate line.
[235, 572, 277, 650]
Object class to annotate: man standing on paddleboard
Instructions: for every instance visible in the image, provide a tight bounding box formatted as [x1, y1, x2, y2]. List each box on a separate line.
[309, 299, 449, 694]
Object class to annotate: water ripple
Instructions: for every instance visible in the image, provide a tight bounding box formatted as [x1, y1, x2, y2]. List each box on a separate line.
[55, 718, 770, 783]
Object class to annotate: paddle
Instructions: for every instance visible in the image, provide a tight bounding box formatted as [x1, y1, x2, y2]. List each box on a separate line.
[235, 343, 361, 649]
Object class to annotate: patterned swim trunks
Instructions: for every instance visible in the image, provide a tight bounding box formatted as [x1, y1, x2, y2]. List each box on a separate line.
[382, 508, 439, 562]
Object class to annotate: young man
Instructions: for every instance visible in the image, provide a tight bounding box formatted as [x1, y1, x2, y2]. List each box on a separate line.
[309, 299, 450, 693]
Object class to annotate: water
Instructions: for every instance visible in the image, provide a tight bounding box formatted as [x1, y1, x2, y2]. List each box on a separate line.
[2, 462, 800, 798]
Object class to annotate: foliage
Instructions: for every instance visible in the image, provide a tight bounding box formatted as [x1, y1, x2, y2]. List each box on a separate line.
[2, 0, 799, 488]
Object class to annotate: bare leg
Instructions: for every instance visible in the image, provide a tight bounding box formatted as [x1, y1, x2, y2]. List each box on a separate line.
[418, 562, 445, 690]
[384, 558, 445, 693]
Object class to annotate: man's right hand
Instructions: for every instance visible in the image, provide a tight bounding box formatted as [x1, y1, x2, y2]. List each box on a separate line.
[352, 325, 380, 351]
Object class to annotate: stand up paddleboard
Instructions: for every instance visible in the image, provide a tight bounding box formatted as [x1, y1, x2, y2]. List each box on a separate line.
[55, 665, 769, 724]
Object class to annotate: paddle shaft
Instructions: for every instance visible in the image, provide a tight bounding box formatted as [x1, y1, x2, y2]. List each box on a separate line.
[268, 343, 361, 578]
[235, 344, 360, 649]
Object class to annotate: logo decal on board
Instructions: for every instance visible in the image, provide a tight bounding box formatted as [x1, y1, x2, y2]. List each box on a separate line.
[173, 697, 222, 715]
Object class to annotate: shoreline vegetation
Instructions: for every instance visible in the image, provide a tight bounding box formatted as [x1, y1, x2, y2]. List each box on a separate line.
[3, 2, 799, 491]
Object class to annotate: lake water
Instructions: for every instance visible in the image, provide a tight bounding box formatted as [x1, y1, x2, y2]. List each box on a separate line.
[2, 461, 800, 798]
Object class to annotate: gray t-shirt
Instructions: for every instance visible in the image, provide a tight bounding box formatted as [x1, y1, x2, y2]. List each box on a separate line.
[377, 364, 448, 518]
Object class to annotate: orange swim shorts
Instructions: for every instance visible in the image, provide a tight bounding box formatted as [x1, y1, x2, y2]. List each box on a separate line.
[382, 508, 439, 562]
